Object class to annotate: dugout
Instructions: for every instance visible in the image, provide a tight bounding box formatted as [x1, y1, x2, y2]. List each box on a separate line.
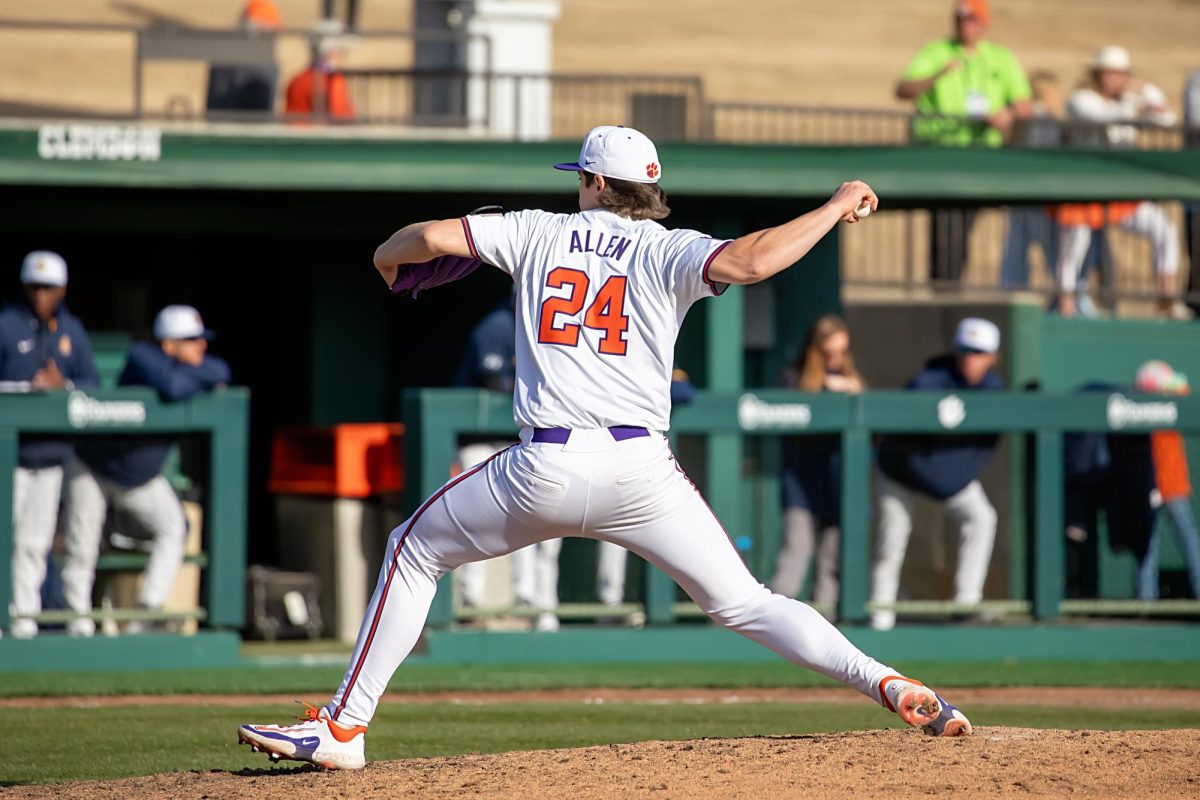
[2, 124, 1199, 650]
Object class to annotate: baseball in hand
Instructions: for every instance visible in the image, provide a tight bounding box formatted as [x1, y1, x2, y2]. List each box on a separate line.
[854, 202, 872, 219]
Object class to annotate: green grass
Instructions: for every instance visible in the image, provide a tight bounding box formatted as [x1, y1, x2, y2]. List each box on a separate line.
[4, 701, 1199, 786]
[3, 660, 1200, 698]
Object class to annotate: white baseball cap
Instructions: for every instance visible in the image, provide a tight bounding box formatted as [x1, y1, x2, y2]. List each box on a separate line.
[954, 318, 1000, 354]
[553, 125, 662, 184]
[154, 305, 212, 341]
[20, 251, 68, 287]
[1092, 45, 1131, 72]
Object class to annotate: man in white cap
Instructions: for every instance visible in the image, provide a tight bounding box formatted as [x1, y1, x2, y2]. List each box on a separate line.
[238, 124, 974, 773]
[64, 305, 230, 635]
[0, 251, 100, 638]
[871, 318, 1004, 631]
[1055, 46, 1184, 319]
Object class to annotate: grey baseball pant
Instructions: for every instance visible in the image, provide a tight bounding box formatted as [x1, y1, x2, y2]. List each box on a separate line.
[62, 458, 187, 617]
[768, 508, 839, 608]
[10, 464, 64, 634]
[870, 470, 997, 630]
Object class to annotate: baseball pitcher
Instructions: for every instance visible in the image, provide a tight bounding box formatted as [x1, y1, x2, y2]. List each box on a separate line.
[239, 125, 973, 770]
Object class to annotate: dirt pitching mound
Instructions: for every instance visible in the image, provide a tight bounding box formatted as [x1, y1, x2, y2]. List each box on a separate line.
[9, 728, 1199, 800]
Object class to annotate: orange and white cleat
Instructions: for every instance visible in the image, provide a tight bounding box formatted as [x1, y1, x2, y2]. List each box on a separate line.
[879, 676, 973, 737]
[237, 701, 367, 769]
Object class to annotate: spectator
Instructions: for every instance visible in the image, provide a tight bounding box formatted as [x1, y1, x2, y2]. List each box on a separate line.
[1001, 70, 1063, 291]
[896, 0, 1032, 282]
[285, 21, 356, 122]
[1133, 360, 1200, 600]
[870, 318, 1003, 631]
[452, 294, 561, 632]
[1055, 47, 1184, 319]
[1184, 69, 1200, 315]
[205, 0, 283, 117]
[0, 251, 100, 638]
[63, 305, 231, 636]
[768, 315, 863, 613]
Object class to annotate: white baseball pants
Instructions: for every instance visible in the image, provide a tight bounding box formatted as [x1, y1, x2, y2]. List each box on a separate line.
[326, 429, 899, 727]
[1056, 202, 1179, 293]
[10, 465, 64, 635]
[456, 441, 561, 612]
[870, 470, 998, 630]
[62, 459, 187, 617]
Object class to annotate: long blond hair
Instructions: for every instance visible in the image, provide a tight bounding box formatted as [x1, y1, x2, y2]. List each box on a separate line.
[793, 314, 863, 392]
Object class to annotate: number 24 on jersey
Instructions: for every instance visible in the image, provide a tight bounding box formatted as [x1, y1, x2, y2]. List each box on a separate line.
[537, 268, 629, 356]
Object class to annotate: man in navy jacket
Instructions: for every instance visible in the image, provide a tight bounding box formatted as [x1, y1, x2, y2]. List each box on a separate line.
[0, 251, 100, 638]
[870, 318, 1004, 631]
[64, 305, 230, 635]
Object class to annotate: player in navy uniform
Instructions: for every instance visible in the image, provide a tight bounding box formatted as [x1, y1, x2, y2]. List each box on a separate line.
[65, 305, 230, 635]
[0, 251, 99, 638]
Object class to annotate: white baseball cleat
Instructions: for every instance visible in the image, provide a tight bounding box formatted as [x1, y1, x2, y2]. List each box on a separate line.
[879, 676, 973, 737]
[238, 702, 367, 770]
[10, 618, 38, 639]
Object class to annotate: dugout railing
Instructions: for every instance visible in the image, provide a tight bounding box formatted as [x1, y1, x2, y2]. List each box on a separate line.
[404, 387, 1200, 628]
[0, 388, 249, 634]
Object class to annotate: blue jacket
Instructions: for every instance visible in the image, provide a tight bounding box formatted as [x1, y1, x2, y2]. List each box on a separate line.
[454, 303, 516, 393]
[877, 355, 1004, 500]
[78, 342, 232, 487]
[782, 434, 841, 521]
[0, 301, 100, 467]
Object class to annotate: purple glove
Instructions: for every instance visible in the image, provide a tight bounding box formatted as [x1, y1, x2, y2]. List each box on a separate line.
[389, 254, 484, 298]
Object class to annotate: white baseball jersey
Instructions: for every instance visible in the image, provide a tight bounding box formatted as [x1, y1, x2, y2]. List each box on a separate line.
[462, 208, 730, 431]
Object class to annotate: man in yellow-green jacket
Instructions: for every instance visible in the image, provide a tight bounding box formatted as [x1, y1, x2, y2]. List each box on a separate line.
[896, 0, 1033, 280]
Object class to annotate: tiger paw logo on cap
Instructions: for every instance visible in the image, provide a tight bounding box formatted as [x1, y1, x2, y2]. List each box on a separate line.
[646, 163, 660, 179]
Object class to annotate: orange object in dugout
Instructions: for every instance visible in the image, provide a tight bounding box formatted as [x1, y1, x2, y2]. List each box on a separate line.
[269, 423, 404, 498]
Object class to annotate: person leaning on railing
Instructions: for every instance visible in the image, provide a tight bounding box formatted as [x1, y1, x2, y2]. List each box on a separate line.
[0, 252, 100, 639]
[1053, 46, 1186, 320]
[768, 314, 864, 616]
[870, 318, 1004, 632]
[64, 306, 231, 636]
[895, 0, 1033, 283]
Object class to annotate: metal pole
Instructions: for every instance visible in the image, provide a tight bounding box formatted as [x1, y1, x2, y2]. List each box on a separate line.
[133, 29, 144, 118]
[838, 425, 871, 623]
[204, 393, 249, 628]
[1033, 428, 1064, 620]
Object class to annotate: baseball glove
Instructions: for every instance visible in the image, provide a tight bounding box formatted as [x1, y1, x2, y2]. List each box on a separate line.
[389, 206, 503, 298]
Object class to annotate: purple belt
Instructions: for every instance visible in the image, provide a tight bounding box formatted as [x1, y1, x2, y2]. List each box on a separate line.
[531, 426, 649, 444]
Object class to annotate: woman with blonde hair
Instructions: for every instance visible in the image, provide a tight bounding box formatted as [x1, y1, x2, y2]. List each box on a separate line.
[770, 314, 864, 613]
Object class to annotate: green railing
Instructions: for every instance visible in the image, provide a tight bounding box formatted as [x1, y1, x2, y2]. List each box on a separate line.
[404, 388, 1200, 626]
[0, 388, 250, 631]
